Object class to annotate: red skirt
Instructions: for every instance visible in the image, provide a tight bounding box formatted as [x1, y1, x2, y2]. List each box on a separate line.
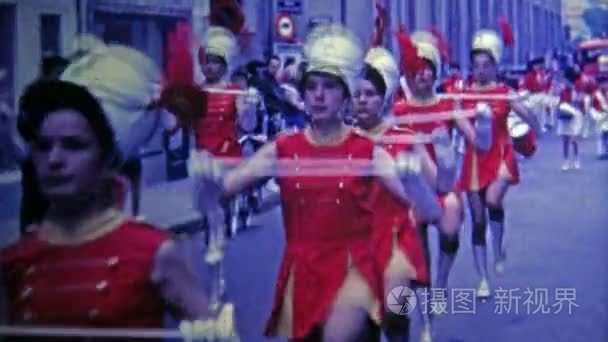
[264, 239, 382, 339]
[458, 142, 520, 192]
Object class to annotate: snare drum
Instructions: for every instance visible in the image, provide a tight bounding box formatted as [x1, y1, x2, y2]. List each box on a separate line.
[508, 112, 537, 157]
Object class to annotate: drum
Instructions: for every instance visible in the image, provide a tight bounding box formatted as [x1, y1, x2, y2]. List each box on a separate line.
[508, 112, 537, 157]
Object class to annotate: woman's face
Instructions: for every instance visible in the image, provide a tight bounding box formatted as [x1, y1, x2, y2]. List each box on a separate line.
[411, 64, 436, 94]
[353, 78, 384, 128]
[202, 54, 227, 83]
[303, 73, 347, 122]
[31, 109, 106, 203]
[472, 52, 497, 84]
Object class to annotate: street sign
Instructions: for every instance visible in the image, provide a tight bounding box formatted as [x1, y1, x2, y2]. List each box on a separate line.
[275, 13, 296, 42]
[277, 0, 302, 15]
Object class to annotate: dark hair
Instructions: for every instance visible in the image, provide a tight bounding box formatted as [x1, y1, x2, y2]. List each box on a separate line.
[18, 79, 118, 166]
[362, 63, 387, 98]
[231, 67, 249, 82]
[206, 53, 228, 68]
[300, 71, 350, 97]
[284, 57, 296, 69]
[564, 67, 579, 84]
[470, 49, 496, 65]
[423, 59, 438, 78]
[40, 56, 69, 79]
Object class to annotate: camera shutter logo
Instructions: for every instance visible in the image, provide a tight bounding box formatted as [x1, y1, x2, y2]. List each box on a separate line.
[387, 286, 417, 315]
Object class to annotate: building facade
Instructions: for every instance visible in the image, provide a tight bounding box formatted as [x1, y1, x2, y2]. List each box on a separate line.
[0, 0, 79, 109]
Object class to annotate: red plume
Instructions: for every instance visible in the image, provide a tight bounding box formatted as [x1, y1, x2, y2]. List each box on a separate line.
[371, 0, 387, 47]
[165, 22, 194, 86]
[429, 26, 450, 63]
[161, 22, 206, 129]
[395, 25, 425, 75]
[497, 17, 514, 46]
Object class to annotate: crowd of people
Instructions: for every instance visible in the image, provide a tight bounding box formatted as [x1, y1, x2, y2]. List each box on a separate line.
[0, 18, 607, 342]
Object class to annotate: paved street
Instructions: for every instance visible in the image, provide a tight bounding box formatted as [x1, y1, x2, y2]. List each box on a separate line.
[184, 133, 608, 342]
[1, 132, 606, 341]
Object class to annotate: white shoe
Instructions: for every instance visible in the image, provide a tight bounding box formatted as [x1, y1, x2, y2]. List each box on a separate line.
[420, 323, 433, 342]
[561, 161, 570, 171]
[573, 159, 581, 170]
[476, 278, 491, 298]
[495, 260, 505, 275]
[134, 215, 146, 222]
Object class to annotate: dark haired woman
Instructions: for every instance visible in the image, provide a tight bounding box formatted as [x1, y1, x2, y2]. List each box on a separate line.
[0, 80, 210, 340]
[191, 24, 441, 341]
[458, 29, 537, 297]
[353, 47, 442, 342]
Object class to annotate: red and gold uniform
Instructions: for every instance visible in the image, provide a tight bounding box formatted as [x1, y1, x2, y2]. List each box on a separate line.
[521, 69, 552, 93]
[0, 210, 169, 333]
[456, 83, 520, 191]
[361, 124, 429, 285]
[393, 97, 455, 160]
[194, 85, 242, 157]
[265, 130, 383, 339]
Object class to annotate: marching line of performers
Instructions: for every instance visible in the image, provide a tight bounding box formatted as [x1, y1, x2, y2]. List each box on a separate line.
[1, 18, 607, 342]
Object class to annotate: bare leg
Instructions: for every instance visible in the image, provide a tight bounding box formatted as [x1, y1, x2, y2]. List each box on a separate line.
[322, 305, 372, 342]
[436, 193, 463, 290]
[486, 179, 511, 274]
[467, 190, 490, 297]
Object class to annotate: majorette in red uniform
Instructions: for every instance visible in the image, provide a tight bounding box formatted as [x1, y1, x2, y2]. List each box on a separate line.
[1, 213, 168, 329]
[390, 30, 476, 341]
[591, 55, 608, 156]
[163, 26, 256, 158]
[193, 26, 254, 157]
[352, 46, 436, 341]
[1, 69, 213, 341]
[521, 56, 554, 130]
[574, 67, 599, 138]
[358, 47, 429, 287]
[457, 26, 538, 298]
[190, 24, 441, 340]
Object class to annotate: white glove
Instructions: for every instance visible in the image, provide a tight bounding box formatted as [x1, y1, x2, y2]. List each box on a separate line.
[179, 319, 216, 341]
[245, 87, 260, 105]
[474, 102, 493, 151]
[178, 304, 239, 342]
[395, 151, 441, 222]
[395, 151, 423, 180]
[431, 127, 456, 170]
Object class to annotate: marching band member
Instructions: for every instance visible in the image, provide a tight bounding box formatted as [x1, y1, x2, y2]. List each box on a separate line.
[194, 26, 257, 158]
[521, 56, 553, 131]
[574, 66, 599, 139]
[591, 57, 608, 158]
[439, 62, 464, 93]
[391, 30, 494, 341]
[393, 31, 486, 294]
[353, 46, 438, 342]
[556, 69, 584, 170]
[190, 24, 441, 341]
[0, 79, 211, 339]
[457, 28, 538, 297]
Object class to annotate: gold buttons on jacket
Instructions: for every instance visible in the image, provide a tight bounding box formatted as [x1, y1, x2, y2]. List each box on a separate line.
[20, 286, 33, 300]
[96, 280, 109, 292]
[107, 256, 119, 268]
[25, 265, 36, 276]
